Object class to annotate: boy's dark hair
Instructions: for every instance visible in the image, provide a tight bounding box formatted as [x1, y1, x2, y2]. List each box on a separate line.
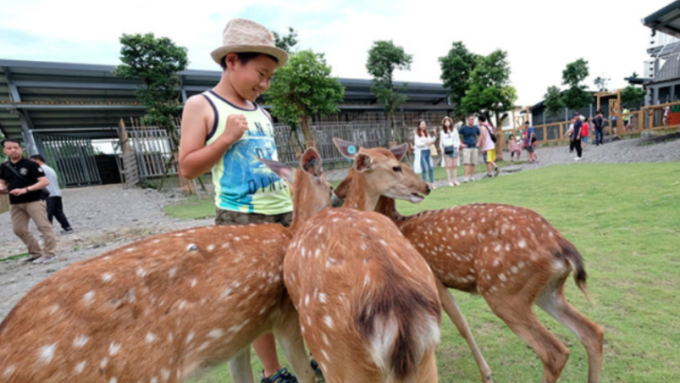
[1, 138, 21, 148]
[478, 115, 487, 123]
[220, 52, 279, 70]
[30, 154, 46, 162]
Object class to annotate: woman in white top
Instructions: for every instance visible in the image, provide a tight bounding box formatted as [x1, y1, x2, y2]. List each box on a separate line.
[439, 116, 462, 186]
[413, 120, 436, 189]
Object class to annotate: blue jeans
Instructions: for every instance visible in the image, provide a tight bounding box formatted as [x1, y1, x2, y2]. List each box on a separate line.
[595, 128, 604, 145]
[420, 149, 434, 183]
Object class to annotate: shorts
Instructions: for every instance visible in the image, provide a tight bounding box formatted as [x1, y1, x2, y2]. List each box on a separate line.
[462, 148, 478, 165]
[444, 147, 458, 158]
[215, 208, 293, 228]
[526, 145, 535, 154]
[582, 137, 588, 144]
[484, 149, 496, 163]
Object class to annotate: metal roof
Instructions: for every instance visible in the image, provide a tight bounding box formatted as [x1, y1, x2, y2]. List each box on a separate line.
[643, 1, 680, 38]
[0, 59, 451, 140]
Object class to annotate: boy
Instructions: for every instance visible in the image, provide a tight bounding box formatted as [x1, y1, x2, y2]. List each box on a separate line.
[30, 154, 74, 234]
[477, 115, 499, 178]
[179, 19, 297, 383]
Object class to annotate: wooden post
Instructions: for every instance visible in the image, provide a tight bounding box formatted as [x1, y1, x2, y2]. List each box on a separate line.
[118, 118, 130, 153]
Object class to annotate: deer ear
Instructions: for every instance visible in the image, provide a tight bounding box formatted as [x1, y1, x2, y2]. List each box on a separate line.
[300, 148, 323, 177]
[390, 143, 409, 161]
[259, 157, 295, 184]
[333, 137, 360, 159]
[354, 153, 373, 172]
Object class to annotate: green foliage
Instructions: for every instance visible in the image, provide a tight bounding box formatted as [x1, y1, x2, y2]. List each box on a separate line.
[460, 50, 517, 125]
[113, 33, 188, 133]
[0, 131, 7, 162]
[621, 85, 646, 108]
[594, 76, 610, 92]
[272, 27, 298, 53]
[544, 86, 565, 117]
[265, 50, 344, 142]
[561, 58, 591, 111]
[366, 40, 413, 140]
[439, 42, 479, 119]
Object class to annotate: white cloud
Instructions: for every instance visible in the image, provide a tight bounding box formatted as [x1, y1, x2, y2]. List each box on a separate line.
[0, 0, 671, 106]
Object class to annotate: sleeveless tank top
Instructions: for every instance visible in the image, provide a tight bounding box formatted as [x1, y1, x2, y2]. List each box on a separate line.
[202, 90, 293, 215]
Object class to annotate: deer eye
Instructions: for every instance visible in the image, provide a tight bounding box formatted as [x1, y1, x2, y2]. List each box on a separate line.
[392, 166, 402, 173]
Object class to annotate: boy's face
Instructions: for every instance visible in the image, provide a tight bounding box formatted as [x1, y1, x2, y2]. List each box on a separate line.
[227, 53, 278, 102]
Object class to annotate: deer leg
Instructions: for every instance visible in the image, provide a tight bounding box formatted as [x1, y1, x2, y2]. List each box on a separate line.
[274, 310, 315, 383]
[536, 281, 604, 383]
[228, 346, 254, 383]
[415, 349, 439, 383]
[485, 296, 570, 383]
[435, 279, 493, 382]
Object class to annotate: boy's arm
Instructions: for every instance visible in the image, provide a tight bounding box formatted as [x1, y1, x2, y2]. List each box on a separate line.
[0, 178, 7, 194]
[179, 96, 248, 179]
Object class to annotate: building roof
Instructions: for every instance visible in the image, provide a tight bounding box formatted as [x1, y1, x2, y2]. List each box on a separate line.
[0, 59, 451, 140]
[643, 1, 680, 38]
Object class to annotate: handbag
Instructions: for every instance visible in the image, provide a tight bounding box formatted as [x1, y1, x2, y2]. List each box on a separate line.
[444, 145, 455, 155]
[3, 162, 50, 199]
[429, 144, 438, 156]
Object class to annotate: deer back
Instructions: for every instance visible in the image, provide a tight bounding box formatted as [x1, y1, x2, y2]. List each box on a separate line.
[0, 224, 293, 383]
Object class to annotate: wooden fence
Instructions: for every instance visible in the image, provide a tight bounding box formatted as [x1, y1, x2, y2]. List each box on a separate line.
[0, 194, 8, 214]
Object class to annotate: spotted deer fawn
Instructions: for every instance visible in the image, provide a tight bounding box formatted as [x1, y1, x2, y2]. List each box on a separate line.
[333, 138, 493, 382]
[335, 141, 604, 383]
[0, 148, 332, 383]
[264, 143, 442, 383]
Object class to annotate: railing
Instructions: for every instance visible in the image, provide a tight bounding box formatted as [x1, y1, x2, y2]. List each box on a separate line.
[529, 101, 680, 144]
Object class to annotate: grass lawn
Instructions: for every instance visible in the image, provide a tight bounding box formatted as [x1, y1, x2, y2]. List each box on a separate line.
[178, 162, 680, 383]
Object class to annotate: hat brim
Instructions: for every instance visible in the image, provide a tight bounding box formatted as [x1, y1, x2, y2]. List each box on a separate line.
[211, 45, 289, 69]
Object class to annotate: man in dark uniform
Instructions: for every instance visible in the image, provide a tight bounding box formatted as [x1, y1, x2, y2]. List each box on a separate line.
[0, 139, 56, 263]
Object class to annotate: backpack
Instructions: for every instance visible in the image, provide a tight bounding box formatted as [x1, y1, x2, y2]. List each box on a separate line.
[486, 126, 497, 143]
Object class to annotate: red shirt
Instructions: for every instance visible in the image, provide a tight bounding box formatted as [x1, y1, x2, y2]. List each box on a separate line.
[581, 122, 589, 137]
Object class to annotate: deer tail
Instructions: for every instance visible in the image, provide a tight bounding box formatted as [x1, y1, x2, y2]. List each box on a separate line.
[560, 241, 594, 304]
[355, 272, 441, 382]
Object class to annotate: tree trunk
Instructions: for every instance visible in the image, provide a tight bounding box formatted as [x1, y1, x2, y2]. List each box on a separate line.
[494, 113, 505, 161]
[299, 115, 316, 149]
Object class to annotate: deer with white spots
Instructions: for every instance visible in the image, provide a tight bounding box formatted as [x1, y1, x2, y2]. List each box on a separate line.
[333, 138, 494, 383]
[334, 142, 604, 383]
[0, 148, 333, 383]
[264, 142, 442, 383]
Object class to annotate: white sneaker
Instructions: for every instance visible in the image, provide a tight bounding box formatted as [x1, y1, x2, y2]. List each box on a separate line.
[574, 157, 582, 161]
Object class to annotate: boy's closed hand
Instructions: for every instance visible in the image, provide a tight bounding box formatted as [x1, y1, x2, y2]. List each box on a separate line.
[221, 114, 249, 145]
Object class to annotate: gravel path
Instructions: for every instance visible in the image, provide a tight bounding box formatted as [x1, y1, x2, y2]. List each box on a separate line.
[1, 133, 678, 320]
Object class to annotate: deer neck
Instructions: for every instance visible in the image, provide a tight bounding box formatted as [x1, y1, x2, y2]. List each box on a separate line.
[343, 173, 381, 212]
[289, 170, 315, 234]
[375, 196, 410, 225]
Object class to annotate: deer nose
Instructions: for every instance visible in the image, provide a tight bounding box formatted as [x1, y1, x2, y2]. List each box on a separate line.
[425, 185, 432, 195]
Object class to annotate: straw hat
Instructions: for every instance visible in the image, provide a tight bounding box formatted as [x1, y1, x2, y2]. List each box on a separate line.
[210, 19, 289, 68]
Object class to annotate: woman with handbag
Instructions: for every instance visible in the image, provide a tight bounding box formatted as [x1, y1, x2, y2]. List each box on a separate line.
[439, 116, 461, 186]
[413, 120, 436, 189]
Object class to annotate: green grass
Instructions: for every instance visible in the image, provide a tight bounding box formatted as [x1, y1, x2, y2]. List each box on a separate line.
[184, 162, 680, 383]
[1, 253, 29, 262]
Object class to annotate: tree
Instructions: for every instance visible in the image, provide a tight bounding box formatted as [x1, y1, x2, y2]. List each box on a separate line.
[366, 40, 413, 145]
[561, 58, 592, 112]
[439, 41, 479, 119]
[544, 86, 565, 117]
[594, 76, 610, 92]
[620, 85, 646, 109]
[113, 33, 189, 190]
[273, 27, 298, 53]
[266, 50, 345, 150]
[459, 50, 517, 159]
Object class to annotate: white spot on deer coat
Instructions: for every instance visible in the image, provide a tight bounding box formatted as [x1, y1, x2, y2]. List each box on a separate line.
[151, 378, 158, 383]
[208, 329, 223, 339]
[102, 273, 113, 282]
[499, 273, 507, 282]
[100, 357, 108, 369]
[74, 361, 86, 374]
[73, 335, 89, 348]
[146, 333, 157, 343]
[168, 268, 177, 278]
[161, 368, 171, 380]
[126, 247, 136, 252]
[518, 239, 527, 249]
[110, 377, 118, 383]
[82, 291, 95, 305]
[323, 315, 334, 329]
[511, 266, 519, 274]
[3, 365, 16, 377]
[318, 293, 327, 303]
[136, 267, 146, 278]
[109, 342, 121, 355]
[187, 243, 198, 251]
[321, 349, 330, 362]
[186, 333, 195, 344]
[49, 304, 59, 314]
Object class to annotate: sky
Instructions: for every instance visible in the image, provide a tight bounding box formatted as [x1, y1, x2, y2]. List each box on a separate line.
[0, 0, 671, 106]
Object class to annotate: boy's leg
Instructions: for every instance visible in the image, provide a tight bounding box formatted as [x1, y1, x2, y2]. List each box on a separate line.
[53, 197, 72, 231]
[46, 197, 56, 224]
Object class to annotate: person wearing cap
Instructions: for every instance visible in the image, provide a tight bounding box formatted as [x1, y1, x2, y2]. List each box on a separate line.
[178, 19, 299, 383]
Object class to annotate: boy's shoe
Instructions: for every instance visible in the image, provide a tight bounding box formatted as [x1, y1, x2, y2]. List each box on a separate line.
[32, 255, 56, 264]
[61, 228, 74, 234]
[261, 367, 298, 383]
[493, 167, 500, 177]
[574, 157, 582, 161]
[482, 173, 492, 179]
[310, 359, 325, 382]
[22, 255, 42, 263]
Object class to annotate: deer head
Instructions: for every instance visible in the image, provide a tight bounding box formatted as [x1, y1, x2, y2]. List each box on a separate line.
[333, 138, 430, 211]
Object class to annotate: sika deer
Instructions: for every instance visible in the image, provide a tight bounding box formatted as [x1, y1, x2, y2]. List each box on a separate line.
[263, 147, 442, 383]
[335, 147, 604, 383]
[333, 139, 494, 383]
[0, 148, 332, 383]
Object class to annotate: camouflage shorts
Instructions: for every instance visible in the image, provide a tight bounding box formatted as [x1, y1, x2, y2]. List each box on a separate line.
[215, 208, 293, 228]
